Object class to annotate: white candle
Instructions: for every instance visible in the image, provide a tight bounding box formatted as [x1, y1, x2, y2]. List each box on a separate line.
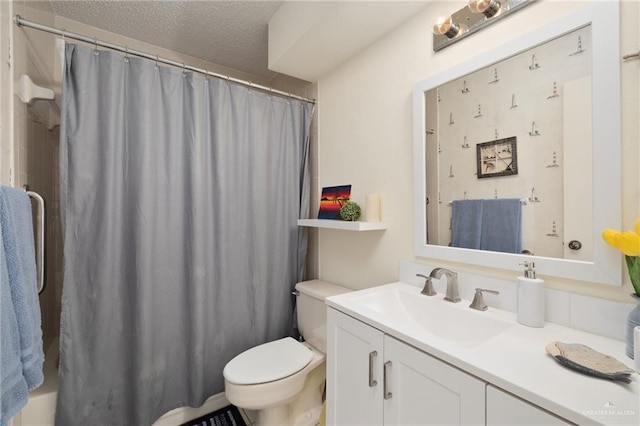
[365, 193, 381, 222]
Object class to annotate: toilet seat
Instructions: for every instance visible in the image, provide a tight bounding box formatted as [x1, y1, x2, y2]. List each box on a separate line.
[224, 337, 313, 385]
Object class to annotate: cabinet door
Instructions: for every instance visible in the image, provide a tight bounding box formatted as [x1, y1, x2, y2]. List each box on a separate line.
[383, 336, 485, 426]
[487, 384, 571, 425]
[326, 308, 384, 426]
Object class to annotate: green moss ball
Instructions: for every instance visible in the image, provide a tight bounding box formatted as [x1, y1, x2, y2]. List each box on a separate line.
[340, 201, 362, 221]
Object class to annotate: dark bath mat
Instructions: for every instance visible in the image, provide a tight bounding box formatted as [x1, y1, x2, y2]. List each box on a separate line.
[180, 404, 247, 426]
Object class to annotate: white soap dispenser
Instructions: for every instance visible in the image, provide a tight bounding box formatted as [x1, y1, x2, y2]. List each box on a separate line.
[517, 261, 545, 328]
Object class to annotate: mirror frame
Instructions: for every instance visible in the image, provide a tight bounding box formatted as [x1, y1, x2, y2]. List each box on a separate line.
[412, 2, 621, 285]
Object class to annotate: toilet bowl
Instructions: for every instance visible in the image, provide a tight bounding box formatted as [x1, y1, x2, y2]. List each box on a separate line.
[223, 280, 350, 426]
[224, 338, 325, 425]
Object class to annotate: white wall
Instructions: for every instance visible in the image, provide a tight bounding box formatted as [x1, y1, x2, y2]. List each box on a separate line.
[316, 0, 640, 302]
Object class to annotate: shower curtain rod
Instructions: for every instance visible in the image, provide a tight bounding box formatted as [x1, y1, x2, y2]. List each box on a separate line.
[14, 15, 315, 105]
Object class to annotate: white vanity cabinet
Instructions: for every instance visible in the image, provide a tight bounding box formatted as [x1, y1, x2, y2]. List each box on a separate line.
[326, 308, 486, 425]
[325, 281, 638, 425]
[383, 335, 486, 425]
[326, 307, 384, 425]
[486, 385, 571, 426]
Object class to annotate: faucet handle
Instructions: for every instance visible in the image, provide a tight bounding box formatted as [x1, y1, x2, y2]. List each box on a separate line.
[416, 273, 437, 296]
[469, 288, 500, 311]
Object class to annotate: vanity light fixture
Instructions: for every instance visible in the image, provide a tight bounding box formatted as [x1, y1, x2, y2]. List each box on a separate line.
[468, 0, 502, 18]
[433, 0, 535, 51]
[433, 15, 462, 39]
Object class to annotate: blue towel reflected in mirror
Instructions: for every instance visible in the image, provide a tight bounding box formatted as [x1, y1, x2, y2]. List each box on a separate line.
[451, 200, 483, 249]
[451, 198, 522, 254]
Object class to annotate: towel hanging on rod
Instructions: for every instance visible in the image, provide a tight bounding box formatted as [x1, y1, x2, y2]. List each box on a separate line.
[0, 185, 45, 422]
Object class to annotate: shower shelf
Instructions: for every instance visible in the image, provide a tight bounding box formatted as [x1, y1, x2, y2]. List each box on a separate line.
[297, 219, 388, 231]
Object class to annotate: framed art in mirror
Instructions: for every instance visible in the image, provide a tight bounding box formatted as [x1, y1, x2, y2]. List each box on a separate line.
[477, 137, 518, 179]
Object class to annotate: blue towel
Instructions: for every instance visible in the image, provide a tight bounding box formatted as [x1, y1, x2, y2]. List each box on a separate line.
[1, 221, 29, 426]
[451, 199, 483, 249]
[480, 198, 522, 254]
[0, 186, 43, 425]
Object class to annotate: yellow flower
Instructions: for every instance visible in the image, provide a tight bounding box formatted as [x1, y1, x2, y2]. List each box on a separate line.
[602, 225, 640, 256]
[603, 219, 640, 296]
[618, 231, 640, 256]
[602, 228, 620, 248]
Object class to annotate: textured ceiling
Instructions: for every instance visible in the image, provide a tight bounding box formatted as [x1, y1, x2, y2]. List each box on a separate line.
[25, 0, 284, 81]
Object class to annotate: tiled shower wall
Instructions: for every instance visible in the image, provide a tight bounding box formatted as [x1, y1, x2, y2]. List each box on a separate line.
[0, 0, 14, 185]
[12, 3, 61, 343]
[21, 112, 62, 342]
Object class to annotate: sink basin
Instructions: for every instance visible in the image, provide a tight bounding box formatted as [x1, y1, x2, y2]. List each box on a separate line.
[350, 284, 512, 345]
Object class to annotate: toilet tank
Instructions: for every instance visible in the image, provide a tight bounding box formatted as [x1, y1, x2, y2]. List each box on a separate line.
[295, 280, 350, 353]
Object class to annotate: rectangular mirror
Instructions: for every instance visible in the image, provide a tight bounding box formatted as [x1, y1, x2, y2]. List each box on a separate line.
[412, 2, 621, 285]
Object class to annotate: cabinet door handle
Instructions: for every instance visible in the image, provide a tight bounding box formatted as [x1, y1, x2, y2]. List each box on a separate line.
[383, 360, 393, 400]
[368, 351, 378, 387]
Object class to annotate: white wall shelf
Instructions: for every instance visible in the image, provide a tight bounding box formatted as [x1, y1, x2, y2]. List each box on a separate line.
[298, 219, 388, 231]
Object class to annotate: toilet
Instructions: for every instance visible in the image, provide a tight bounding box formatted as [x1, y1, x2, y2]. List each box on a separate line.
[223, 279, 350, 426]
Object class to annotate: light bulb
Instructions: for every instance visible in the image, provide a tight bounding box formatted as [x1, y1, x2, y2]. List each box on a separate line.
[432, 15, 460, 39]
[468, 0, 501, 17]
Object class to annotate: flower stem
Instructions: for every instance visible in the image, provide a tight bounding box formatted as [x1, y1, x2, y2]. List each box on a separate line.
[624, 255, 640, 296]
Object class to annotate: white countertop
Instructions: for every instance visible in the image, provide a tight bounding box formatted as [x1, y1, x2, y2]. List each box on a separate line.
[326, 281, 640, 425]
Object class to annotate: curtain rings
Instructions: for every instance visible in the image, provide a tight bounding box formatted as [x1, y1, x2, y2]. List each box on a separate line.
[93, 36, 99, 55]
[124, 46, 129, 63]
[61, 28, 66, 43]
[155, 54, 159, 69]
[182, 62, 186, 77]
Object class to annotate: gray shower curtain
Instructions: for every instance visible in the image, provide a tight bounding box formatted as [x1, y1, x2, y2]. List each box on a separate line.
[56, 44, 312, 425]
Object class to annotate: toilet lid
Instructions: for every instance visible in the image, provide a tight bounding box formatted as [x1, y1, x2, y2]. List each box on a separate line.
[223, 337, 313, 385]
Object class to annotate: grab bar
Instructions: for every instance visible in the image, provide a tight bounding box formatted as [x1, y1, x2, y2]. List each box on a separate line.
[25, 189, 45, 294]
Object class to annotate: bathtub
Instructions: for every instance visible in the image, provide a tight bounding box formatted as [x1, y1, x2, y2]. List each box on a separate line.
[10, 339, 58, 426]
[10, 339, 233, 426]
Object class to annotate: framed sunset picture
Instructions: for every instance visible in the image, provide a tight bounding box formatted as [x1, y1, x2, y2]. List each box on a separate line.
[318, 185, 352, 219]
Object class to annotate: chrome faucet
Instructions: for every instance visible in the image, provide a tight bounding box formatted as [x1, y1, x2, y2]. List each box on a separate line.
[429, 268, 461, 303]
[469, 288, 500, 311]
[416, 273, 437, 296]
